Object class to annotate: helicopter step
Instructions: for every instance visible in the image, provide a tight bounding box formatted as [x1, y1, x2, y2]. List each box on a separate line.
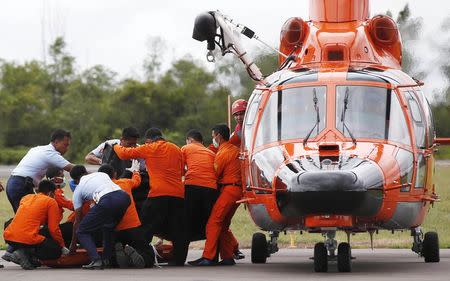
[411, 227, 440, 263]
[313, 230, 353, 272]
[251, 231, 280, 264]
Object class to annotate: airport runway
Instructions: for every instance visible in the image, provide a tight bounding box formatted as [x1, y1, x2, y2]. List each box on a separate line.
[1, 249, 450, 281]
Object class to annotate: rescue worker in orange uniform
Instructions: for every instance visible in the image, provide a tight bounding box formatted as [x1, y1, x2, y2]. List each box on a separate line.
[206, 99, 247, 260]
[98, 164, 155, 268]
[229, 99, 248, 147]
[181, 129, 218, 242]
[3, 180, 68, 270]
[114, 127, 188, 266]
[189, 124, 242, 266]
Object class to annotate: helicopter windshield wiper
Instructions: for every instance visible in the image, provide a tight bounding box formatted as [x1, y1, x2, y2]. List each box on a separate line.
[303, 88, 320, 146]
[340, 87, 357, 145]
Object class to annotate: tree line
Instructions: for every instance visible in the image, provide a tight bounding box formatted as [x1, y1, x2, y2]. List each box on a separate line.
[0, 5, 449, 163]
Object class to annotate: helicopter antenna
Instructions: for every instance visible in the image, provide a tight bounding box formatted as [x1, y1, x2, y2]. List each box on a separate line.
[222, 14, 289, 59]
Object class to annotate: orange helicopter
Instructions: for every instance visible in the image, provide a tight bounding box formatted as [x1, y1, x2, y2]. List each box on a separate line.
[193, 0, 449, 272]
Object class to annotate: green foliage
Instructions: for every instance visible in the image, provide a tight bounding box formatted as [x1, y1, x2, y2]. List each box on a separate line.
[0, 147, 29, 164]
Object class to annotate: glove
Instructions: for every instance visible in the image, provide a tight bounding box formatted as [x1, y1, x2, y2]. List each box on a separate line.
[61, 247, 70, 255]
[126, 159, 140, 172]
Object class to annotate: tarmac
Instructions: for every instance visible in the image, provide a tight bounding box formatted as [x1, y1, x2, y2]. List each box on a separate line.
[1, 249, 450, 281]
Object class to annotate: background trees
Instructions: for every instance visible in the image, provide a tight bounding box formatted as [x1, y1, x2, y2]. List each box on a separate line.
[0, 5, 449, 163]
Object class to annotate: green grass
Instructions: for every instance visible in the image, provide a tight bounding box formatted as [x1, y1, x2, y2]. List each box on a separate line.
[435, 146, 450, 160]
[1, 166, 450, 249]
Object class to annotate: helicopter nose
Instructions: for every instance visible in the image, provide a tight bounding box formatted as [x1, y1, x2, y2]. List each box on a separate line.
[276, 159, 384, 217]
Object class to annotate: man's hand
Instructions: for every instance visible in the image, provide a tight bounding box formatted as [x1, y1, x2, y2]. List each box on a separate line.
[61, 247, 70, 256]
[126, 159, 140, 172]
[0, 181, 4, 192]
[68, 242, 77, 255]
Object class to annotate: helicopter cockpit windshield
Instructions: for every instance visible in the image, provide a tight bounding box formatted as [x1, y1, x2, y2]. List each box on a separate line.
[254, 86, 327, 148]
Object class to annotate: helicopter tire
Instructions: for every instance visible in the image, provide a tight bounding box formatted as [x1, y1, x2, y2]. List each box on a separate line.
[313, 242, 328, 272]
[422, 232, 440, 263]
[337, 242, 352, 272]
[251, 232, 268, 264]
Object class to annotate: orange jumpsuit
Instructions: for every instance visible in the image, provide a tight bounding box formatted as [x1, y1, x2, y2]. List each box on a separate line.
[4, 193, 65, 247]
[114, 171, 142, 231]
[202, 141, 242, 260]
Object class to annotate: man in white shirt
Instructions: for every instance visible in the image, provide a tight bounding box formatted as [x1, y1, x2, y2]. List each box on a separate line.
[6, 129, 74, 212]
[68, 165, 131, 269]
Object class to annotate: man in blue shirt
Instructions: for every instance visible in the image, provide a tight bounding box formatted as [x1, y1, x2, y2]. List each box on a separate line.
[69, 165, 130, 269]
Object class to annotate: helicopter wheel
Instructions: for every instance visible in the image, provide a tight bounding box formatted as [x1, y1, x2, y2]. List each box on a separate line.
[313, 242, 328, 272]
[422, 232, 440, 263]
[251, 232, 268, 264]
[337, 242, 352, 272]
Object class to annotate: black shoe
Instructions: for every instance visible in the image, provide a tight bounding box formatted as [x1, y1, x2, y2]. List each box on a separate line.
[233, 249, 245, 260]
[115, 243, 129, 268]
[13, 249, 35, 270]
[218, 258, 236, 266]
[189, 258, 216, 266]
[82, 259, 103, 270]
[2, 252, 20, 265]
[29, 256, 41, 268]
[124, 245, 145, 268]
[187, 257, 204, 266]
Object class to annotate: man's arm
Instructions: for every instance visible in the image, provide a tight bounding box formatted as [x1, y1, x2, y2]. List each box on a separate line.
[68, 208, 82, 254]
[63, 163, 74, 172]
[85, 152, 102, 165]
[114, 144, 148, 160]
[48, 201, 66, 247]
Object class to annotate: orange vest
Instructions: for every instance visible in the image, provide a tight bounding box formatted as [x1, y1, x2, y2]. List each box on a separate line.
[4, 193, 65, 247]
[115, 140, 184, 198]
[181, 143, 217, 189]
[114, 172, 142, 231]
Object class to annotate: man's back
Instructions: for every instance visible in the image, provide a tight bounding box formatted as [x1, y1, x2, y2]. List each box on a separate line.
[4, 193, 62, 245]
[115, 140, 184, 198]
[215, 142, 241, 185]
[181, 143, 216, 189]
[72, 172, 121, 209]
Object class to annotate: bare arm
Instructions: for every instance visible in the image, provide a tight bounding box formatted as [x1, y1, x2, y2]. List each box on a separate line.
[69, 208, 83, 254]
[85, 152, 102, 165]
[0, 181, 4, 192]
[63, 163, 75, 172]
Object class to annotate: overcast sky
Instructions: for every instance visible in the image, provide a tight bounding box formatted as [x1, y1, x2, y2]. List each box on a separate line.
[0, 0, 449, 94]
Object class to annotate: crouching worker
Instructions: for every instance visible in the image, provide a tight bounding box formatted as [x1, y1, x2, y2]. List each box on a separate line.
[3, 180, 68, 270]
[98, 163, 155, 268]
[69, 165, 131, 269]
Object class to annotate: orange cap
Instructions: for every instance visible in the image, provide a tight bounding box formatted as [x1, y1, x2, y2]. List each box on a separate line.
[232, 99, 248, 115]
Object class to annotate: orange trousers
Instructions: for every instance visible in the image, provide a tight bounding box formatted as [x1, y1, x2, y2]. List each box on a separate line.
[202, 185, 242, 260]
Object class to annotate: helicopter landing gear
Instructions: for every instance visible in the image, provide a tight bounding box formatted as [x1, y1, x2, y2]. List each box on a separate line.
[251, 232, 268, 263]
[411, 227, 440, 263]
[314, 230, 353, 272]
[268, 231, 279, 256]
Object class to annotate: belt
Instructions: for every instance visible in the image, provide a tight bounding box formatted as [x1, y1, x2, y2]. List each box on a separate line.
[218, 182, 241, 189]
[93, 185, 121, 204]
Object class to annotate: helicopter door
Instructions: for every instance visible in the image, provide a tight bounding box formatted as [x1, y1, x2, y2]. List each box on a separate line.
[413, 90, 436, 192]
[403, 91, 427, 189]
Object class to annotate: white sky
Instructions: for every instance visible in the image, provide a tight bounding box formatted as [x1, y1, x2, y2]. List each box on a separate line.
[0, 0, 449, 95]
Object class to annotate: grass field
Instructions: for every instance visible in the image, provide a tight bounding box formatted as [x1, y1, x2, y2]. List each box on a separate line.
[1, 165, 449, 249]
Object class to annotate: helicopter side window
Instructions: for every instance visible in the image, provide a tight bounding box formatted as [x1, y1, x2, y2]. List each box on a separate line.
[281, 86, 327, 141]
[405, 92, 426, 149]
[336, 86, 387, 140]
[415, 90, 435, 148]
[244, 91, 262, 150]
[254, 92, 278, 148]
[388, 92, 411, 146]
[395, 149, 414, 192]
[415, 154, 427, 189]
